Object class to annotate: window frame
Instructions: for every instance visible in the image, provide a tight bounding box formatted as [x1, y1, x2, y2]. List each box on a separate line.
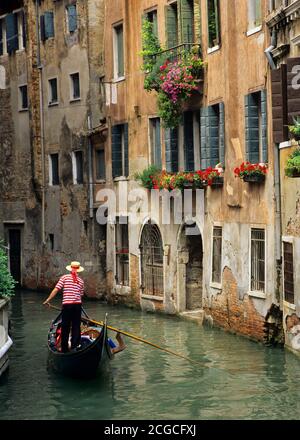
[149, 117, 162, 169]
[48, 77, 58, 106]
[207, 0, 221, 51]
[49, 153, 60, 186]
[247, 0, 262, 35]
[72, 150, 84, 185]
[66, 3, 78, 34]
[18, 84, 28, 111]
[282, 237, 295, 308]
[69, 72, 81, 102]
[210, 224, 223, 288]
[115, 218, 130, 287]
[113, 21, 125, 81]
[249, 226, 266, 298]
[94, 147, 106, 182]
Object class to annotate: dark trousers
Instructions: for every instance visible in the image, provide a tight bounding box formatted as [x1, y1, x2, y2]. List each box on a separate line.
[61, 304, 81, 352]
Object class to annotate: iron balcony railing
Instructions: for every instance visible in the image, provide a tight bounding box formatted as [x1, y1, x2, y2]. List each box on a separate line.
[147, 43, 202, 65]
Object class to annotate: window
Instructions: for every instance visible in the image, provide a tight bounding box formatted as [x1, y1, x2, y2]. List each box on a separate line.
[245, 90, 267, 163]
[200, 102, 225, 169]
[19, 85, 28, 110]
[146, 9, 158, 37]
[212, 226, 222, 284]
[115, 219, 129, 286]
[113, 23, 124, 79]
[207, 0, 220, 49]
[66, 4, 77, 33]
[283, 242, 294, 305]
[183, 111, 195, 171]
[250, 228, 265, 293]
[40, 11, 55, 41]
[72, 151, 83, 184]
[70, 72, 80, 100]
[49, 153, 59, 186]
[248, 0, 262, 31]
[6, 13, 18, 54]
[181, 0, 194, 43]
[48, 78, 58, 105]
[166, 2, 178, 49]
[95, 148, 106, 180]
[111, 124, 128, 178]
[49, 234, 54, 251]
[149, 118, 162, 169]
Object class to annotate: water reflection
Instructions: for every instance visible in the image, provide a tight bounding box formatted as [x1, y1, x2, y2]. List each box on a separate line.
[0, 290, 300, 420]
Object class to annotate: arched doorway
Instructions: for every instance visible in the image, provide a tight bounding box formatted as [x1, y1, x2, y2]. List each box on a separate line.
[177, 223, 203, 311]
[140, 223, 164, 297]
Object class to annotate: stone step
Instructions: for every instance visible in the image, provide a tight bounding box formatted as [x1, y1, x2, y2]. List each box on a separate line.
[179, 309, 204, 325]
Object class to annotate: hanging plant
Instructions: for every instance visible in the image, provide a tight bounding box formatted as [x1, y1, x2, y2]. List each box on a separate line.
[140, 19, 203, 128]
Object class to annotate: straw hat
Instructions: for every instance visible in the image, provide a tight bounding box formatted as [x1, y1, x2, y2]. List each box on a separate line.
[66, 261, 85, 272]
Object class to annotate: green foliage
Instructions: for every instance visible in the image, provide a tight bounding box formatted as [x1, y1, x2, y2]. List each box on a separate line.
[140, 19, 162, 78]
[288, 116, 300, 136]
[134, 165, 161, 189]
[0, 242, 16, 299]
[285, 148, 300, 177]
[157, 91, 183, 128]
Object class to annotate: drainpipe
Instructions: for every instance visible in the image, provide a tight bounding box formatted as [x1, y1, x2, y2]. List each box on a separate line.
[35, 0, 46, 245]
[87, 115, 94, 219]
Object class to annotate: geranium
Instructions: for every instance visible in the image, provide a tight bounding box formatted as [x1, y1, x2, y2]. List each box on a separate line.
[234, 162, 268, 179]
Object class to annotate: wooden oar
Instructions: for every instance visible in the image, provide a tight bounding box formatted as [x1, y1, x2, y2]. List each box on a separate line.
[46, 303, 205, 367]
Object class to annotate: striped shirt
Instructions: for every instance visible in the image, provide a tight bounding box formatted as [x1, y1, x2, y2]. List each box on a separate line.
[55, 274, 84, 305]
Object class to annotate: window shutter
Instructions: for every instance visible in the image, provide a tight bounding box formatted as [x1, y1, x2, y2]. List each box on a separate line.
[181, 0, 194, 43]
[271, 65, 288, 143]
[184, 111, 195, 171]
[219, 102, 225, 166]
[154, 119, 162, 169]
[165, 128, 179, 172]
[124, 123, 129, 177]
[287, 57, 300, 125]
[200, 107, 208, 169]
[111, 125, 123, 178]
[117, 26, 124, 77]
[0, 20, 3, 56]
[45, 11, 55, 39]
[40, 15, 46, 42]
[245, 94, 259, 163]
[165, 5, 178, 49]
[208, 106, 219, 167]
[67, 5, 77, 33]
[6, 13, 18, 53]
[261, 90, 268, 163]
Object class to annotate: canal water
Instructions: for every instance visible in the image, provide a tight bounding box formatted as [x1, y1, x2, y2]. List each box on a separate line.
[1, 290, 300, 420]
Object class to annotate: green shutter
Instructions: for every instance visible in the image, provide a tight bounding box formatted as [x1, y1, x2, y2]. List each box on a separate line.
[124, 123, 129, 177]
[154, 119, 162, 169]
[219, 102, 225, 166]
[200, 107, 208, 169]
[112, 125, 123, 178]
[45, 11, 55, 39]
[40, 15, 46, 42]
[208, 105, 220, 167]
[245, 94, 260, 163]
[21, 10, 26, 48]
[184, 111, 195, 171]
[181, 0, 194, 43]
[165, 128, 179, 172]
[261, 90, 268, 163]
[165, 4, 178, 49]
[6, 13, 18, 53]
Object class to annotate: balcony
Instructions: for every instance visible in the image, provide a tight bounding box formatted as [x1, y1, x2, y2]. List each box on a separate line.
[147, 43, 202, 66]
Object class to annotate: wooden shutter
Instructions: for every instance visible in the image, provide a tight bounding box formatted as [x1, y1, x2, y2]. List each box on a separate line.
[40, 15, 46, 42]
[184, 111, 195, 171]
[271, 65, 288, 143]
[245, 94, 260, 163]
[124, 123, 129, 177]
[287, 57, 300, 125]
[181, 0, 194, 43]
[200, 107, 208, 169]
[208, 105, 220, 167]
[20, 10, 26, 49]
[261, 90, 268, 163]
[219, 102, 225, 166]
[165, 4, 178, 49]
[165, 128, 179, 172]
[111, 125, 123, 178]
[67, 5, 77, 33]
[45, 11, 55, 39]
[154, 119, 162, 169]
[6, 13, 18, 53]
[0, 20, 3, 56]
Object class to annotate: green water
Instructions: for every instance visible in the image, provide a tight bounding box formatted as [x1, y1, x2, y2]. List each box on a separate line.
[0, 290, 300, 420]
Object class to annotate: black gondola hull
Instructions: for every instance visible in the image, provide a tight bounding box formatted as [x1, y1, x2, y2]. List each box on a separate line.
[47, 313, 114, 378]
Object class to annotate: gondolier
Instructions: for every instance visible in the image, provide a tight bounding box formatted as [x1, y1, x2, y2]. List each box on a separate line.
[43, 261, 85, 353]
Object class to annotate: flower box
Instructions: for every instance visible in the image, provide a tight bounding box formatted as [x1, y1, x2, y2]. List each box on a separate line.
[243, 174, 266, 183]
[210, 176, 224, 188]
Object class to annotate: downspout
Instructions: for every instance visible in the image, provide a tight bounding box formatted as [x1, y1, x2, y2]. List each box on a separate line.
[87, 116, 94, 219]
[35, 0, 46, 245]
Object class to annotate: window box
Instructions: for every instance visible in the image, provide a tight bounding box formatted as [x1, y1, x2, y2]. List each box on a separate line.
[210, 176, 224, 188]
[243, 174, 265, 183]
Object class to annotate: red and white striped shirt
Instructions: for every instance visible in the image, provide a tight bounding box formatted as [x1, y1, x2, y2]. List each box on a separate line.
[55, 274, 84, 305]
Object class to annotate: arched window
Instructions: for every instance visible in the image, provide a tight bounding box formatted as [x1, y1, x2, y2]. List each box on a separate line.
[140, 223, 164, 297]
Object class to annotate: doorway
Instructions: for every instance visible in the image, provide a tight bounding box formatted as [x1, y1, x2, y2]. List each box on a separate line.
[8, 229, 21, 284]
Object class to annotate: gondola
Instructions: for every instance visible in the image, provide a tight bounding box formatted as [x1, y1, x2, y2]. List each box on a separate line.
[47, 309, 114, 378]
